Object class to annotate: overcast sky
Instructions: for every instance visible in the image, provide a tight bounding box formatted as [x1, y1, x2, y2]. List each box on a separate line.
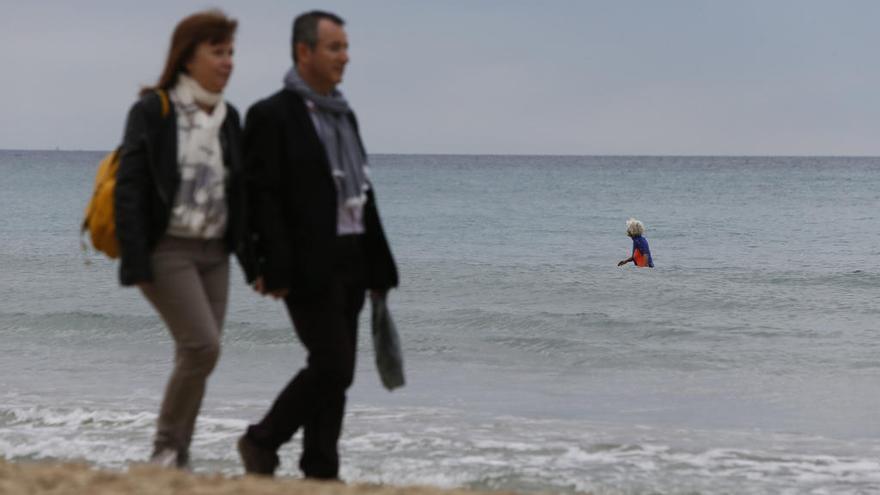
[1, 1, 879, 155]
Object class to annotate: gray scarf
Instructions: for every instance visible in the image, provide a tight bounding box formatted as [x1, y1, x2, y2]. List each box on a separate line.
[283, 67, 369, 208]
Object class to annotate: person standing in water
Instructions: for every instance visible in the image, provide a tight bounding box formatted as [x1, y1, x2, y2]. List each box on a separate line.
[618, 218, 654, 268]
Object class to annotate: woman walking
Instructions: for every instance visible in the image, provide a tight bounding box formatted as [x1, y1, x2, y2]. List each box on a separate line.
[114, 10, 251, 468]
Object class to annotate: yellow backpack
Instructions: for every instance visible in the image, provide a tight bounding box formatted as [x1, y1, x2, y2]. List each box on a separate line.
[81, 90, 169, 259]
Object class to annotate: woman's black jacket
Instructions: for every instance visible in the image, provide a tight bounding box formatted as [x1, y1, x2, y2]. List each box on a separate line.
[114, 91, 253, 286]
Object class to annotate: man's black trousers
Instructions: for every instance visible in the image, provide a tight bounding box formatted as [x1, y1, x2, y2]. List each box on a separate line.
[246, 235, 367, 479]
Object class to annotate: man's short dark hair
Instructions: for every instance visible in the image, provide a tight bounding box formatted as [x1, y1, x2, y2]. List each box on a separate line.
[292, 10, 345, 63]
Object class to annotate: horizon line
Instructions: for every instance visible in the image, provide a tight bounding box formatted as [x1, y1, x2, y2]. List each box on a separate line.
[2, 148, 879, 159]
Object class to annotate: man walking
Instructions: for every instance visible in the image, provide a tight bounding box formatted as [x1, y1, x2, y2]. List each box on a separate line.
[238, 10, 398, 479]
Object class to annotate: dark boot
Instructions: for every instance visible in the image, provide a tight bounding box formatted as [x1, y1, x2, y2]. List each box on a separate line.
[237, 434, 279, 476]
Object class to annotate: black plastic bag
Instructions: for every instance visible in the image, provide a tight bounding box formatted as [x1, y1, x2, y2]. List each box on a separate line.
[370, 293, 405, 390]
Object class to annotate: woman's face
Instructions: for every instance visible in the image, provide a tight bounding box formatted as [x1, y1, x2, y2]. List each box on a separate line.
[185, 39, 234, 93]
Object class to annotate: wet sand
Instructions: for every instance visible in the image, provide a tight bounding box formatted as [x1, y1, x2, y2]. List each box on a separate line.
[0, 459, 530, 495]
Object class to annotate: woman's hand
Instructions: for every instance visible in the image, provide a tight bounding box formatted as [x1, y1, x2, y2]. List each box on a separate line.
[369, 289, 388, 302]
[253, 276, 289, 299]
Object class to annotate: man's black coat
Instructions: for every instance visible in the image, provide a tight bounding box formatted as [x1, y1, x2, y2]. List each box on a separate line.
[243, 89, 398, 296]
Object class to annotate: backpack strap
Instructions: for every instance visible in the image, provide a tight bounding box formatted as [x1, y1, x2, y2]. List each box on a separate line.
[155, 89, 170, 118]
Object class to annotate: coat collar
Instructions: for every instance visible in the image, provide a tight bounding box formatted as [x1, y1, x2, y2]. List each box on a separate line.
[281, 89, 327, 157]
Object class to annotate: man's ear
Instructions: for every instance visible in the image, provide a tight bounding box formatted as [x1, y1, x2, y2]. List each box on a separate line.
[294, 42, 311, 64]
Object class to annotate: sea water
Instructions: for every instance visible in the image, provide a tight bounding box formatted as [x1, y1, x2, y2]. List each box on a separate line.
[0, 150, 878, 494]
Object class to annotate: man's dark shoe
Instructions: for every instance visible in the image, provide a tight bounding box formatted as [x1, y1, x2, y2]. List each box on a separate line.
[237, 434, 279, 476]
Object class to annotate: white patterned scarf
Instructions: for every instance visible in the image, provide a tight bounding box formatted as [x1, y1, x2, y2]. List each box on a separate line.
[166, 74, 228, 239]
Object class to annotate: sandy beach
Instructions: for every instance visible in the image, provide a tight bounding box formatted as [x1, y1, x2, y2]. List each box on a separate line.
[0, 459, 529, 495]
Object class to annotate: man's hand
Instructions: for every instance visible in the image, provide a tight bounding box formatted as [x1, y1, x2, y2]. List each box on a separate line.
[253, 276, 289, 299]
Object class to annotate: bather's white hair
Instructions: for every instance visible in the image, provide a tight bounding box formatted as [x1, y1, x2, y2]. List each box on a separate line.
[626, 218, 645, 237]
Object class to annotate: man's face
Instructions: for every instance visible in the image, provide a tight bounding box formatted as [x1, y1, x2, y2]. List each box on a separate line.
[300, 19, 349, 90]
